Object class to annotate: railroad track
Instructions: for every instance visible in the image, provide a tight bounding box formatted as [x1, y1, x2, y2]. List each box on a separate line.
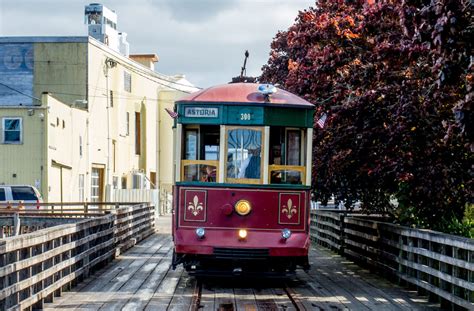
[190, 278, 306, 311]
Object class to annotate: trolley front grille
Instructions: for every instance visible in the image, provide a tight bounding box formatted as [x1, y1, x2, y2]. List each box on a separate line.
[213, 247, 270, 259]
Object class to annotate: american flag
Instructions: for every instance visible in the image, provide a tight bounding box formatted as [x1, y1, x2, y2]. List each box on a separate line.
[317, 113, 327, 128]
[165, 107, 179, 119]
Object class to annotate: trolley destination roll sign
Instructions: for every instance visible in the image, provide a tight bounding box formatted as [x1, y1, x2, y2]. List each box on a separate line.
[184, 107, 219, 118]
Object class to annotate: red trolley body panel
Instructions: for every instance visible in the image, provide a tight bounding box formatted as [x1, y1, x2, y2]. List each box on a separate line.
[173, 185, 310, 257]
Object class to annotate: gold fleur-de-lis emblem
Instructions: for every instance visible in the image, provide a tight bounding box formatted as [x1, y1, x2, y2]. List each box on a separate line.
[188, 195, 203, 216]
[282, 198, 297, 219]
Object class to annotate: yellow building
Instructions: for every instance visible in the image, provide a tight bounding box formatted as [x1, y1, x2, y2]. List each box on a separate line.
[0, 36, 197, 203]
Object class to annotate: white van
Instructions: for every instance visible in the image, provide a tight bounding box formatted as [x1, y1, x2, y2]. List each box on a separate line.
[0, 185, 43, 209]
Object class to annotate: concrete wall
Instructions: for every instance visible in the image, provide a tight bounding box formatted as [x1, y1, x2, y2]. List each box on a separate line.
[43, 94, 88, 202]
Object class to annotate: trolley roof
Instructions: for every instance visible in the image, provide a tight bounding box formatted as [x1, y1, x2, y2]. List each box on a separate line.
[175, 83, 314, 127]
[178, 83, 314, 108]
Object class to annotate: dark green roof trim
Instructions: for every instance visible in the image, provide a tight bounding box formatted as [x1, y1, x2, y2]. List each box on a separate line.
[175, 100, 315, 110]
[176, 102, 314, 128]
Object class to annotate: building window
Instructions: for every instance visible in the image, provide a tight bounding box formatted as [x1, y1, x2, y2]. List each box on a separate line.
[2, 117, 22, 144]
[126, 112, 130, 135]
[79, 174, 85, 202]
[79, 136, 83, 157]
[135, 112, 141, 155]
[121, 176, 127, 189]
[113, 176, 118, 189]
[110, 90, 114, 107]
[124, 71, 131, 92]
[62, 120, 65, 129]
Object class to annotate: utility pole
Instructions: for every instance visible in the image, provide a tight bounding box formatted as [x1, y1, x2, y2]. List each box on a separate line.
[104, 58, 117, 199]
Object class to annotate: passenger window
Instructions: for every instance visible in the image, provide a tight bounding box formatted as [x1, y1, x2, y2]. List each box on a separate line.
[0, 188, 5, 201]
[182, 125, 219, 182]
[226, 127, 263, 183]
[269, 127, 305, 185]
[11, 187, 37, 200]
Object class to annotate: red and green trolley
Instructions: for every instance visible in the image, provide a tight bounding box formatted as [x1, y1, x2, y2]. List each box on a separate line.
[171, 82, 314, 276]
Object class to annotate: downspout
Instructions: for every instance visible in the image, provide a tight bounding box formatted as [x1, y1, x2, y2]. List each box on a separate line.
[156, 89, 161, 216]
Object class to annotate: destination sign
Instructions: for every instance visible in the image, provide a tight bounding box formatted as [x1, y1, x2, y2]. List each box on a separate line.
[184, 107, 219, 118]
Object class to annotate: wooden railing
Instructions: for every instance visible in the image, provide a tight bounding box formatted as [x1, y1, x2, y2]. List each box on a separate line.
[310, 210, 474, 310]
[0, 203, 155, 310]
[115, 204, 155, 255]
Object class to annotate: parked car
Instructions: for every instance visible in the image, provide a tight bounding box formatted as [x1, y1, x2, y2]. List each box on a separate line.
[0, 185, 43, 209]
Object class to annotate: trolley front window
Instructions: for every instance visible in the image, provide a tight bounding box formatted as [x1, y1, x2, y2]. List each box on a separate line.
[226, 127, 263, 184]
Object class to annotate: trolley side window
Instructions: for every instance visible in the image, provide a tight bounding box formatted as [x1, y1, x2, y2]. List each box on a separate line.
[225, 127, 263, 184]
[182, 125, 219, 182]
[269, 127, 305, 185]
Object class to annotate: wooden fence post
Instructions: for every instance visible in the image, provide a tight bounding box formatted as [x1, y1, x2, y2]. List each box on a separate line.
[13, 212, 20, 236]
[339, 211, 346, 255]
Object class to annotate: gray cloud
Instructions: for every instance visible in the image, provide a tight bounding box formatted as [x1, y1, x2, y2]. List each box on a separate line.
[0, 0, 313, 87]
[154, 0, 238, 23]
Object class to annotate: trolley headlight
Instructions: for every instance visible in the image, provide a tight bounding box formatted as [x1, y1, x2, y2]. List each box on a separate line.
[238, 229, 248, 239]
[235, 200, 252, 216]
[195, 227, 206, 239]
[281, 228, 292, 240]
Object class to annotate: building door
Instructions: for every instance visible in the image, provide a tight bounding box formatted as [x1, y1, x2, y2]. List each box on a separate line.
[91, 167, 104, 202]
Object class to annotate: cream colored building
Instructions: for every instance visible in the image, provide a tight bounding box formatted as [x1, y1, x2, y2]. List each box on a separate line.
[0, 36, 197, 202]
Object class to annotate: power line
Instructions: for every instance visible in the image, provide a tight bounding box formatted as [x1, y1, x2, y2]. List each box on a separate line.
[0, 82, 182, 102]
[0, 82, 42, 103]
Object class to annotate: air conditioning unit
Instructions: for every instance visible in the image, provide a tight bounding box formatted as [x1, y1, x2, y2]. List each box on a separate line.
[131, 171, 145, 189]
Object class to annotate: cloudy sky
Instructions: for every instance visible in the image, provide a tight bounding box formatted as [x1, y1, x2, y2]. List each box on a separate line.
[0, 0, 313, 88]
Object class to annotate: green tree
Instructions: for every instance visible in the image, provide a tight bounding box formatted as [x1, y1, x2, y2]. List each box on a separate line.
[261, 0, 473, 232]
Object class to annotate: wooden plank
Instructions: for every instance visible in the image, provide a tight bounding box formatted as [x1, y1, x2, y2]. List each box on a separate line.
[0, 238, 115, 301]
[314, 235, 341, 250]
[286, 272, 335, 311]
[380, 223, 474, 251]
[214, 285, 236, 311]
[100, 240, 173, 310]
[53, 234, 167, 310]
[397, 272, 473, 309]
[344, 238, 379, 255]
[16, 248, 115, 311]
[49, 234, 165, 309]
[144, 266, 184, 310]
[344, 217, 379, 228]
[381, 237, 474, 270]
[233, 286, 257, 311]
[253, 287, 281, 310]
[0, 227, 114, 278]
[308, 246, 392, 310]
[0, 215, 114, 252]
[310, 245, 437, 310]
[166, 272, 196, 310]
[397, 257, 474, 291]
[314, 227, 341, 240]
[344, 228, 378, 242]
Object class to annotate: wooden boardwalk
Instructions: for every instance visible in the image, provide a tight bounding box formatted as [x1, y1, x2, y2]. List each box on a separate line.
[45, 216, 440, 311]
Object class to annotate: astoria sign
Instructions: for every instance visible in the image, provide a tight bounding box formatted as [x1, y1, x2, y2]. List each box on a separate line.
[184, 107, 219, 118]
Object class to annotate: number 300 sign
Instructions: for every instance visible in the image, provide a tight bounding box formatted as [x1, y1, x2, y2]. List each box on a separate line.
[240, 113, 251, 121]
